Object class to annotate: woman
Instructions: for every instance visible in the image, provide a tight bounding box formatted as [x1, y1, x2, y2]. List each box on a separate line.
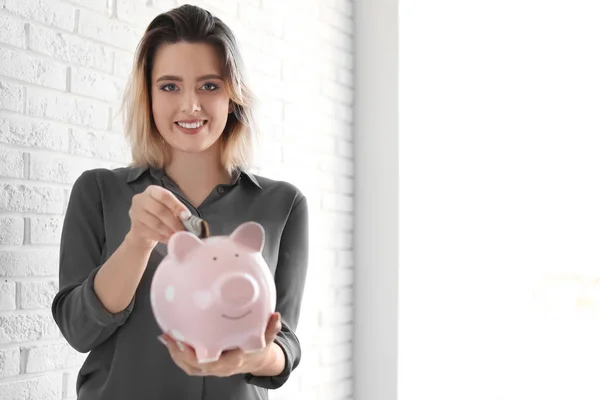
[51, 4, 309, 400]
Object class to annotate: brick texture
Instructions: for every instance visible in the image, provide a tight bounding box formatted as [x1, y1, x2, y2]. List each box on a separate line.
[0, 1, 355, 399]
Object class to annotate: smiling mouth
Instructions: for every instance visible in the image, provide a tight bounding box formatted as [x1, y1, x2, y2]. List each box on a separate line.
[175, 120, 207, 129]
[221, 310, 252, 320]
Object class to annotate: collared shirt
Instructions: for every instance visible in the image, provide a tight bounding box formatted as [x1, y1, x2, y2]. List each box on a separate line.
[51, 165, 309, 400]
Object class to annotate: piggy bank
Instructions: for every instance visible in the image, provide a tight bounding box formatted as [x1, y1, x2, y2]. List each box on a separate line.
[150, 221, 276, 363]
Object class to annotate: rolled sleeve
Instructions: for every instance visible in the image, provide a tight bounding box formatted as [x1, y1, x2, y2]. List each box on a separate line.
[51, 170, 134, 353]
[81, 265, 135, 327]
[244, 194, 309, 389]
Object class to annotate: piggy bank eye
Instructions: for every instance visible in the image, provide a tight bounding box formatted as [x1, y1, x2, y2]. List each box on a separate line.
[235, 254, 239, 257]
[213, 257, 217, 261]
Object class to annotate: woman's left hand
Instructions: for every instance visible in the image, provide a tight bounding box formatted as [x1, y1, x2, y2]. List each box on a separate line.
[159, 312, 282, 377]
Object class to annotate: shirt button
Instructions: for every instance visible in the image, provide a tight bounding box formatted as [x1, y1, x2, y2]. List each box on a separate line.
[217, 186, 225, 194]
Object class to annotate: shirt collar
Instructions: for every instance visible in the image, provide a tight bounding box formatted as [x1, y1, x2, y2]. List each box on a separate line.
[126, 165, 262, 189]
[234, 169, 262, 189]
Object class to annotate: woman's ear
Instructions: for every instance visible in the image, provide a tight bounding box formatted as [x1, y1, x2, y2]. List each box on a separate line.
[229, 100, 234, 114]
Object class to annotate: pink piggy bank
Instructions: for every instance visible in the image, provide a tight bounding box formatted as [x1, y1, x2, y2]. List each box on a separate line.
[150, 221, 276, 363]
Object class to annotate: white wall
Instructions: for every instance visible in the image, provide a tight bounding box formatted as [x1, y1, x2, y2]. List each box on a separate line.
[0, 1, 355, 399]
[392, 0, 600, 399]
[353, 0, 400, 399]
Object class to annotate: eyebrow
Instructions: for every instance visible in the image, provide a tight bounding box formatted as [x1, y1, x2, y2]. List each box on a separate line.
[156, 74, 224, 83]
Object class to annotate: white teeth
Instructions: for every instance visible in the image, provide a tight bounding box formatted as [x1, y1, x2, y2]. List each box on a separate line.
[177, 120, 204, 129]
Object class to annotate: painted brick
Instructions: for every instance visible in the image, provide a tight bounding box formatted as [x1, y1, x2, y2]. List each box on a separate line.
[68, 0, 111, 14]
[244, 49, 282, 79]
[0, 217, 24, 245]
[310, 325, 352, 347]
[337, 68, 353, 87]
[71, 129, 130, 162]
[336, 139, 352, 158]
[19, 280, 59, 309]
[282, 146, 320, 172]
[336, 176, 353, 195]
[323, 79, 353, 105]
[0, 249, 59, 277]
[319, 305, 353, 326]
[29, 152, 100, 184]
[0, 183, 64, 214]
[319, 265, 354, 291]
[320, 343, 352, 365]
[24, 343, 86, 373]
[0, 347, 20, 378]
[0, 13, 27, 48]
[336, 287, 353, 305]
[0, 280, 17, 310]
[113, 49, 134, 78]
[249, 72, 285, 102]
[321, 230, 352, 250]
[0, 114, 70, 152]
[78, 8, 142, 52]
[320, 7, 353, 35]
[256, 99, 283, 121]
[320, 21, 352, 51]
[333, 0, 353, 17]
[64, 371, 77, 398]
[0, 80, 23, 112]
[321, 44, 353, 70]
[115, 0, 159, 27]
[238, 3, 284, 38]
[0, 147, 24, 178]
[29, 24, 113, 73]
[337, 250, 353, 269]
[0, 312, 61, 344]
[1, 0, 75, 31]
[190, 0, 239, 18]
[0, 374, 62, 400]
[26, 87, 110, 130]
[320, 154, 353, 176]
[300, 365, 352, 394]
[322, 193, 353, 213]
[71, 67, 126, 103]
[334, 103, 353, 124]
[0, 47, 67, 90]
[29, 217, 63, 245]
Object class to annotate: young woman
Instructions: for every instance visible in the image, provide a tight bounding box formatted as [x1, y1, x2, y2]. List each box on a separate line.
[51, 5, 309, 400]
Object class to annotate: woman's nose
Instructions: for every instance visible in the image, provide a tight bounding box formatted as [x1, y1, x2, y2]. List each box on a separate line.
[181, 91, 201, 114]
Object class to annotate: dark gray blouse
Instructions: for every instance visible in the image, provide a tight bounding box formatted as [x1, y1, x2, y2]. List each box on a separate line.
[51, 166, 309, 400]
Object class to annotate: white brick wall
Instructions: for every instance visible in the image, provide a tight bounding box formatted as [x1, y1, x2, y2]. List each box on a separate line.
[0, 1, 354, 399]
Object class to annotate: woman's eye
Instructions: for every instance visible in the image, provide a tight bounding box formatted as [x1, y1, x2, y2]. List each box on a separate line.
[160, 83, 178, 92]
[201, 82, 219, 91]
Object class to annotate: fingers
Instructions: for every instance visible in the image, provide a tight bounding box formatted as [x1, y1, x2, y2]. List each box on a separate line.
[128, 185, 190, 246]
[157, 314, 284, 379]
[265, 312, 282, 343]
[147, 185, 191, 220]
[159, 335, 205, 376]
[159, 334, 248, 377]
[206, 349, 244, 371]
[143, 196, 186, 233]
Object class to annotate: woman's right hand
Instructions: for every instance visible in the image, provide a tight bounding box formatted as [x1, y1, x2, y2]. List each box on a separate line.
[125, 185, 191, 250]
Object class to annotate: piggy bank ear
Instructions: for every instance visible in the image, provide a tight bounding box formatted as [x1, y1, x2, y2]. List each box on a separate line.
[230, 222, 265, 252]
[168, 231, 203, 261]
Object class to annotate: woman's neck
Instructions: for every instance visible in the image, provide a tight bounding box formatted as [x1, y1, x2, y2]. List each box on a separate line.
[164, 144, 232, 208]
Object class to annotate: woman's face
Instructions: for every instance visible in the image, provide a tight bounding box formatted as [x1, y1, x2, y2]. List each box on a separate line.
[150, 41, 232, 156]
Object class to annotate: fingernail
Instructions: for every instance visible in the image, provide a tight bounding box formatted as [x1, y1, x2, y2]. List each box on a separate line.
[180, 210, 191, 220]
[176, 341, 185, 352]
[157, 336, 168, 346]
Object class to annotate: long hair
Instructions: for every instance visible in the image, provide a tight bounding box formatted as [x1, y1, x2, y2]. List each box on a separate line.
[121, 4, 258, 174]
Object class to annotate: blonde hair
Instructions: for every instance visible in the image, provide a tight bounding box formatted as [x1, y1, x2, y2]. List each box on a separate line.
[121, 5, 258, 175]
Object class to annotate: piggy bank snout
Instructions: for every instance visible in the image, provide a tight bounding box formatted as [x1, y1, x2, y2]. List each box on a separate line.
[217, 273, 259, 309]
